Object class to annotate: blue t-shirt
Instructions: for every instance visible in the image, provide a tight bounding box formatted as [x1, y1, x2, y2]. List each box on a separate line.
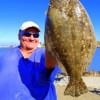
[0, 47, 62, 100]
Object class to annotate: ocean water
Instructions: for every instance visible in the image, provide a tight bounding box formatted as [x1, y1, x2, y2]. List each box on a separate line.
[0, 47, 100, 71]
[88, 47, 100, 71]
[0, 48, 11, 51]
[0, 47, 12, 55]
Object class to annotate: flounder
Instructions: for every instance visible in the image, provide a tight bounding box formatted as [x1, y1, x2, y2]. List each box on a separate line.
[45, 0, 96, 96]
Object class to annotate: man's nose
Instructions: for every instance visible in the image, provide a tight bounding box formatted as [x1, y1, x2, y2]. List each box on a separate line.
[29, 35, 35, 39]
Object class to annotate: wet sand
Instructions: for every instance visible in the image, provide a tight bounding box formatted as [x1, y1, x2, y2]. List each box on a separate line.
[55, 76, 100, 100]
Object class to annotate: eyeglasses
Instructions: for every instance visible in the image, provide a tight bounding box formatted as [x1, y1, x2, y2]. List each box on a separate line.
[20, 31, 39, 38]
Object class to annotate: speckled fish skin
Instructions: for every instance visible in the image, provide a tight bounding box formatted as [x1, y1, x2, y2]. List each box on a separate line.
[45, 0, 96, 97]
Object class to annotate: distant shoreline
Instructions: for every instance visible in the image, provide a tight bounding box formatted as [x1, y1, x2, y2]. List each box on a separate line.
[0, 45, 16, 48]
[97, 46, 100, 48]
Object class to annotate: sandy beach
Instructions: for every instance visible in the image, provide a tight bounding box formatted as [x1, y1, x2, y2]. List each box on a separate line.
[54, 76, 100, 100]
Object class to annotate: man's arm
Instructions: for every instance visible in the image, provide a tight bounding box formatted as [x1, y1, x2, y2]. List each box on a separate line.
[45, 50, 57, 70]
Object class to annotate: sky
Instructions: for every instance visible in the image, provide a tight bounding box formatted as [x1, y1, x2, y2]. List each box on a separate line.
[0, 0, 100, 46]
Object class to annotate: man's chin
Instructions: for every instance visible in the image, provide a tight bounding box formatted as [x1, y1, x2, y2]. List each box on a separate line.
[27, 46, 37, 50]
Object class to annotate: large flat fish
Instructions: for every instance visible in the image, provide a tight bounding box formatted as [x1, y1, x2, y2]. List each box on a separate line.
[44, 0, 97, 97]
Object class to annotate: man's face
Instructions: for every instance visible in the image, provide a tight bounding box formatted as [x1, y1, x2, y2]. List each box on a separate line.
[19, 27, 40, 51]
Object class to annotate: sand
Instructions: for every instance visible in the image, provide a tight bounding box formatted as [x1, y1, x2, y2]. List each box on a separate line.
[54, 76, 100, 100]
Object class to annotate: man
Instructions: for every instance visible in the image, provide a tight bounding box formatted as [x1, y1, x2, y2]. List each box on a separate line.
[0, 21, 62, 100]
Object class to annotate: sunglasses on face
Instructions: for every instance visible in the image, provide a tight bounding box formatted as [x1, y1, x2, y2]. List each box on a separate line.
[20, 31, 39, 38]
